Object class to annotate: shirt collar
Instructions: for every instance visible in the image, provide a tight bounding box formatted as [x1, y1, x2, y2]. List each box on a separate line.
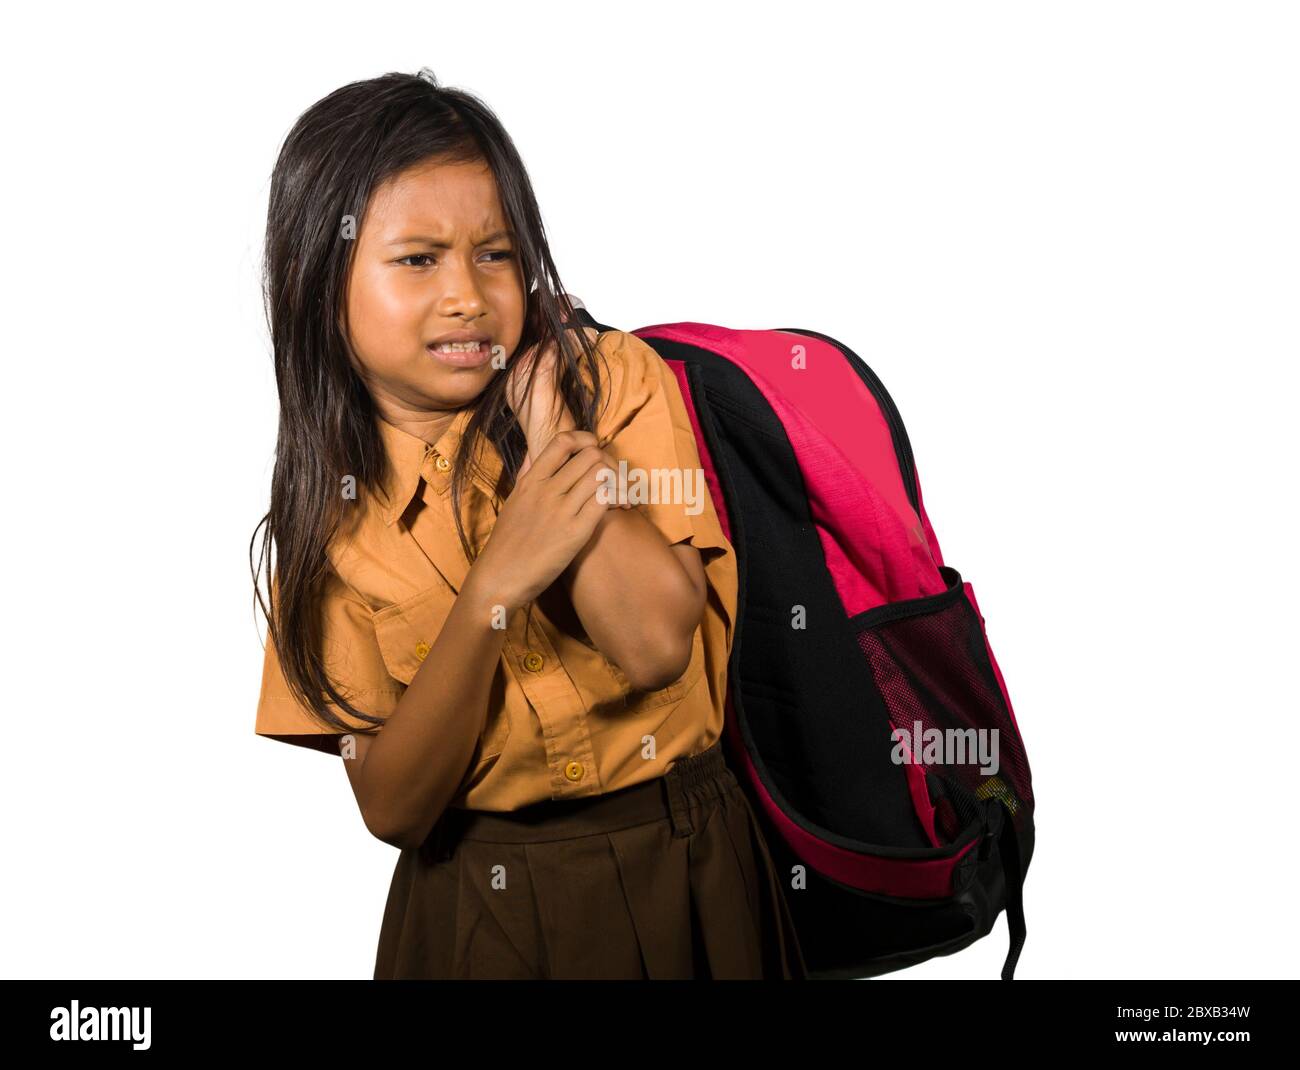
[376, 408, 505, 526]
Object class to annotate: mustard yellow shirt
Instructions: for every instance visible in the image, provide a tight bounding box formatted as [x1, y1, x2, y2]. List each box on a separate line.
[254, 329, 738, 810]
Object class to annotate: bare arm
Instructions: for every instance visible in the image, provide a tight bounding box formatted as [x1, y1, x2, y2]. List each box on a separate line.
[514, 339, 705, 690]
[561, 510, 705, 691]
[343, 570, 506, 850]
[343, 431, 619, 850]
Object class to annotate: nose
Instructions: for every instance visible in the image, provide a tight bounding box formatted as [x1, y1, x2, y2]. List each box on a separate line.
[434, 253, 488, 320]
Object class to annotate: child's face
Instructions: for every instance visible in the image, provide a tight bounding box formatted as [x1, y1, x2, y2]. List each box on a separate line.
[343, 156, 526, 420]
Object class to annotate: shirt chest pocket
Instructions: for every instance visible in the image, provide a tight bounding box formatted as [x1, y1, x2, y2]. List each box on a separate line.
[371, 584, 513, 762]
[601, 626, 706, 712]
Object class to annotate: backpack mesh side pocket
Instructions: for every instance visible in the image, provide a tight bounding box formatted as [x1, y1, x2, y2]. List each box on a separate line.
[850, 566, 1033, 845]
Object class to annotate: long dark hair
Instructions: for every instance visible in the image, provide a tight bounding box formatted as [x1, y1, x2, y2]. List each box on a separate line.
[250, 69, 606, 734]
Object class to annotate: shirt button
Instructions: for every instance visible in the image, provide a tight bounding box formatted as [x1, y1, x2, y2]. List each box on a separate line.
[415, 641, 430, 660]
[434, 454, 451, 472]
[523, 651, 545, 672]
[564, 760, 585, 782]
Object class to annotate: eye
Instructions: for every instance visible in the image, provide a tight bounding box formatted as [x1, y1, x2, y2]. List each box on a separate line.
[396, 254, 435, 268]
[482, 250, 514, 263]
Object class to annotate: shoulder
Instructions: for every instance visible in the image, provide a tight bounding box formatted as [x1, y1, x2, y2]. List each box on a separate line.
[586, 329, 673, 418]
[593, 329, 662, 375]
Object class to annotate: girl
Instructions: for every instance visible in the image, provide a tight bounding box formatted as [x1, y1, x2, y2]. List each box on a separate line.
[250, 68, 806, 980]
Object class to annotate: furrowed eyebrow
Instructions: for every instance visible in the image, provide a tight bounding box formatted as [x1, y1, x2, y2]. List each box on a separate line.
[386, 229, 513, 248]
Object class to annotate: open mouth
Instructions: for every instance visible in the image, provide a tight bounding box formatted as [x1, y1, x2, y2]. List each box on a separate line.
[427, 340, 493, 366]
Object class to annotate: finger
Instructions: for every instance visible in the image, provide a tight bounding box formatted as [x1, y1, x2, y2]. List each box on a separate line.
[588, 445, 632, 507]
[562, 456, 616, 509]
[574, 445, 630, 507]
[575, 481, 614, 527]
[582, 452, 629, 509]
[564, 462, 620, 516]
[553, 445, 616, 497]
[529, 429, 599, 479]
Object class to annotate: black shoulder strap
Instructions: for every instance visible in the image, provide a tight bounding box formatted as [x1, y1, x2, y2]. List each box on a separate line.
[995, 802, 1028, 980]
[570, 306, 618, 334]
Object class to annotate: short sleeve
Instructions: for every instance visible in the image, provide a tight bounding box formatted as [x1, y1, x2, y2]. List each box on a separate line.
[254, 570, 404, 756]
[592, 330, 730, 561]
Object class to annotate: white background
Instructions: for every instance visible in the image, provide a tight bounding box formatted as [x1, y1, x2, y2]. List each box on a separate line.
[3, 0, 1296, 980]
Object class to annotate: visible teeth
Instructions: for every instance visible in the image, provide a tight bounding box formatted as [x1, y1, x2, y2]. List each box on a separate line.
[433, 341, 484, 353]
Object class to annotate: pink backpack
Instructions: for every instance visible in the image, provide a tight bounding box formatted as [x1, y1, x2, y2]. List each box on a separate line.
[574, 308, 1034, 979]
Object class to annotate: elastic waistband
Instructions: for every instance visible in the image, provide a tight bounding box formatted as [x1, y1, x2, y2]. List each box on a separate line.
[422, 740, 733, 854]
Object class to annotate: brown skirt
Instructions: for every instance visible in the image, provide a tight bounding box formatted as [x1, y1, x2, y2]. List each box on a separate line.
[373, 740, 807, 979]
